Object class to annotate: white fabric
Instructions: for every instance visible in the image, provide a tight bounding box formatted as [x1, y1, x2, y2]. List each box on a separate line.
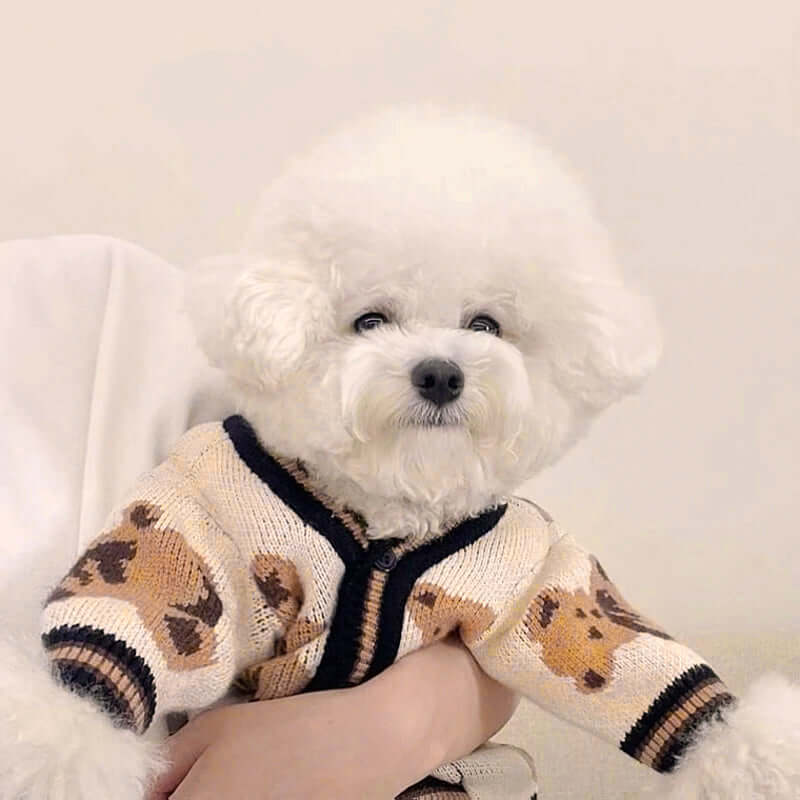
[0, 235, 232, 626]
[433, 742, 537, 800]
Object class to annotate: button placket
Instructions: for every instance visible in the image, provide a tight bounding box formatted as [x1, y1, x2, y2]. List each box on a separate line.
[374, 548, 398, 572]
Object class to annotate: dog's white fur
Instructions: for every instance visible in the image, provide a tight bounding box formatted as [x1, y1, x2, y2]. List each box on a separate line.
[0, 633, 164, 800]
[189, 107, 661, 539]
[2, 107, 798, 799]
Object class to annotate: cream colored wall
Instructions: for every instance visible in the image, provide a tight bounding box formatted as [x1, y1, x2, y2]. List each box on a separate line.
[2, 2, 798, 795]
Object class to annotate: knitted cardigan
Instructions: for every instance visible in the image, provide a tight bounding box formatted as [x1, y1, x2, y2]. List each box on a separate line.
[42, 415, 734, 797]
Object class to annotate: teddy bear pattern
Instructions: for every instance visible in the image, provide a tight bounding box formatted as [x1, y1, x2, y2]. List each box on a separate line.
[46, 497, 670, 709]
[46, 502, 222, 672]
[234, 553, 325, 699]
[239, 553, 670, 705]
[523, 556, 672, 694]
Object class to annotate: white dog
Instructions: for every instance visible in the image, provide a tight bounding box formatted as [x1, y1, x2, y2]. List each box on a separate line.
[192, 109, 662, 539]
[2, 108, 799, 799]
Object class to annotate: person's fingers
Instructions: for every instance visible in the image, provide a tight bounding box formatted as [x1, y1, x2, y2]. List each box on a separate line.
[145, 716, 214, 799]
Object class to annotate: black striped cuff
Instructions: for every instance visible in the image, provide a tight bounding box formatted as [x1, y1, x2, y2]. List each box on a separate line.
[42, 624, 157, 733]
[620, 664, 736, 773]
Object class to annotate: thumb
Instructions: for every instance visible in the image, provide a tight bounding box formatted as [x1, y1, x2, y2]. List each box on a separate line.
[145, 715, 212, 799]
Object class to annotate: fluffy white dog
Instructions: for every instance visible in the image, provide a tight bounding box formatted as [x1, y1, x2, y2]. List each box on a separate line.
[192, 108, 660, 538]
[2, 108, 799, 800]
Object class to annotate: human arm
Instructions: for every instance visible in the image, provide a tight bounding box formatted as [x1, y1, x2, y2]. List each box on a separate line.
[147, 635, 518, 800]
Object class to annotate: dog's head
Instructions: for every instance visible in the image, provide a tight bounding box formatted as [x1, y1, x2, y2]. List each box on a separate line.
[189, 108, 660, 529]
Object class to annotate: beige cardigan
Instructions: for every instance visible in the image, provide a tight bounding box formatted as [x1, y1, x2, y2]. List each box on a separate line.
[42, 415, 733, 798]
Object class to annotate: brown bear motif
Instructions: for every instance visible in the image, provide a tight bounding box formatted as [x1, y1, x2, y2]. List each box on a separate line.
[523, 557, 671, 693]
[408, 581, 496, 646]
[251, 553, 304, 627]
[235, 552, 319, 698]
[236, 618, 325, 700]
[46, 502, 222, 670]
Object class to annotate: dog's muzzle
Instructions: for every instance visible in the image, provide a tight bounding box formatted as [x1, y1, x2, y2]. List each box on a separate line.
[411, 359, 464, 407]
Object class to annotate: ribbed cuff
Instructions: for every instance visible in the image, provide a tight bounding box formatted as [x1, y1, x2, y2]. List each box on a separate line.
[42, 623, 157, 733]
[620, 664, 735, 772]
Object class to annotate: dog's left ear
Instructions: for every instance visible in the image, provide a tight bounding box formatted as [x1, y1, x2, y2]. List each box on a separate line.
[186, 256, 333, 390]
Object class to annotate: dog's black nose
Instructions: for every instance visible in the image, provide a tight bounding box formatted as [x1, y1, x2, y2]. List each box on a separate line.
[411, 359, 464, 406]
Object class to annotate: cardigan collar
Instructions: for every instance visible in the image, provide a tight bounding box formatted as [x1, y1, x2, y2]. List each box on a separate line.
[222, 414, 506, 560]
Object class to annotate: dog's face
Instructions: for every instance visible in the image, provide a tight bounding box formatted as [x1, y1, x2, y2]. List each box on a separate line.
[190, 108, 660, 519]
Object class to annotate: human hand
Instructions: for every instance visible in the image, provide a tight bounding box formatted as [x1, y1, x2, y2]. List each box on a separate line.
[147, 636, 517, 799]
[146, 686, 404, 800]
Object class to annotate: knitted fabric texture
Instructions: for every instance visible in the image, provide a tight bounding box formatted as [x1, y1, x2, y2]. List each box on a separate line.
[42, 416, 733, 796]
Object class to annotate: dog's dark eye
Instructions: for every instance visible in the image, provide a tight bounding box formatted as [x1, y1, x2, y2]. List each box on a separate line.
[466, 315, 501, 336]
[354, 312, 389, 333]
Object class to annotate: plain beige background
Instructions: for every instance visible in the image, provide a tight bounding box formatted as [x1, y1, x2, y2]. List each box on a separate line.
[2, 2, 798, 797]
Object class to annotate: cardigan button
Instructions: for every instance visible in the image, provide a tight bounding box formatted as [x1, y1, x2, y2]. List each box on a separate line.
[374, 549, 398, 572]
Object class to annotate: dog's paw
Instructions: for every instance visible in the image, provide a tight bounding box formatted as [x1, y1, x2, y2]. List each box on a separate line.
[657, 673, 800, 800]
[0, 633, 164, 800]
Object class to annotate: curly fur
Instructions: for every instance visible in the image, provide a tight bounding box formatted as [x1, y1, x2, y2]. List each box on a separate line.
[187, 106, 661, 539]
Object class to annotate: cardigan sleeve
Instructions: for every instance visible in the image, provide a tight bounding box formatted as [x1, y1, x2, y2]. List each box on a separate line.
[40, 426, 281, 735]
[467, 529, 736, 773]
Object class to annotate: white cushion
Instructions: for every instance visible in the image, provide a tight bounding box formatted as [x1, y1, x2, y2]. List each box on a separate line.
[0, 235, 232, 625]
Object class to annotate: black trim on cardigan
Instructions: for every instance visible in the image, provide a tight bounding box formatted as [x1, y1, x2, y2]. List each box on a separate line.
[365, 503, 507, 682]
[223, 414, 506, 692]
[619, 663, 735, 772]
[42, 623, 157, 731]
[302, 537, 396, 693]
[656, 690, 733, 772]
[54, 663, 135, 724]
[223, 415, 362, 565]
[307, 505, 506, 692]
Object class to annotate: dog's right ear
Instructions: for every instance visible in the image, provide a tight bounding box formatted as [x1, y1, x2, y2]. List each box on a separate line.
[185, 256, 333, 390]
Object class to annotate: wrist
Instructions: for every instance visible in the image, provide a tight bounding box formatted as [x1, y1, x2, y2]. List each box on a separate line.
[357, 637, 516, 785]
[355, 654, 447, 788]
